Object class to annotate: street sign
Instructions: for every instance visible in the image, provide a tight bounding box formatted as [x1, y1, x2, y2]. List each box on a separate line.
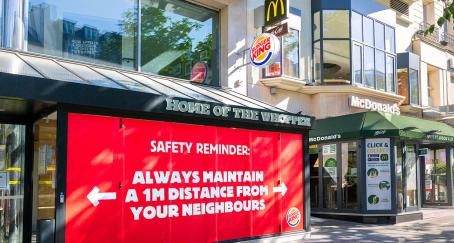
[265, 22, 289, 37]
[419, 148, 428, 156]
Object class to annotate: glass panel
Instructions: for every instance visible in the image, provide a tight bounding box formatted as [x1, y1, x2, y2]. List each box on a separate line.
[322, 40, 350, 83]
[314, 11, 320, 40]
[28, 0, 137, 69]
[353, 44, 362, 84]
[58, 62, 123, 89]
[386, 55, 395, 92]
[424, 149, 448, 203]
[322, 144, 338, 209]
[322, 10, 349, 38]
[0, 124, 26, 242]
[405, 145, 417, 207]
[409, 69, 419, 105]
[92, 68, 159, 93]
[146, 76, 217, 103]
[398, 68, 410, 104]
[352, 12, 363, 41]
[385, 26, 395, 53]
[0, 52, 42, 78]
[341, 142, 358, 209]
[264, 47, 282, 78]
[314, 41, 321, 84]
[363, 17, 374, 46]
[20, 55, 85, 83]
[396, 142, 403, 212]
[374, 22, 385, 50]
[283, 29, 299, 78]
[176, 81, 242, 106]
[122, 73, 190, 98]
[140, 0, 219, 85]
[364, 46, 375, 88]
[32, 114, 57, 241]
[310, 146, 319, 208]
[375, 50, 385, 91]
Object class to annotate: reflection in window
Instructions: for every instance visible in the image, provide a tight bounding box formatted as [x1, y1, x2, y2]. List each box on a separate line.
[386, 56, 395, 92]
[406, 145, 417, 207]
[398, 68, 410, 104]
[410, 69, 419, 104]
[323, 40, 350, 83]
[374, 22, 385, 50]
[424, 149, 448, 203]
[341, 142, 358, 209]
[364, 46, 375, 88]
[283, 29, 300, 78]
[310, 145, 319, 208]
[375, 50, 385, 90]
[28, 0, 137, 69]
[353, 44, 362, 84]
[323, 10, 349, 38]
[322, 144, 338, 209]
[352, 12, 363, 41]
[396, 141, 403, 212]
[363, 17, 374, 46]
[385, 26, 395, 53]
[314, 42, 321, 83]
[314, 11, 320, 41]
[140, 0, 219, 85]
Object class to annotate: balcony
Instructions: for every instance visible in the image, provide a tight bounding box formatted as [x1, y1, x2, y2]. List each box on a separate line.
[416, 23, 454, 54]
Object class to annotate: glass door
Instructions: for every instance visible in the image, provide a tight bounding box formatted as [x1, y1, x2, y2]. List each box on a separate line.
[0, 123, 26, 243]
[424, 149, 448, 204]
[404, 145, 418, 211]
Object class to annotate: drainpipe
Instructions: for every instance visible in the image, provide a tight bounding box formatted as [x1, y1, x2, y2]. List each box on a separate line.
[2, 0, 28, 50]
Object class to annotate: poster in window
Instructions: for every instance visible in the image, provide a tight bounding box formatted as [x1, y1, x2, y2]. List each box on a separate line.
[322, 144, 337, 182]
[365, 138, 391, 210]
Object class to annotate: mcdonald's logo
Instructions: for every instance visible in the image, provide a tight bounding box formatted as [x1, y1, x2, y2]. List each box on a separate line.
[265, 0, 288, 27]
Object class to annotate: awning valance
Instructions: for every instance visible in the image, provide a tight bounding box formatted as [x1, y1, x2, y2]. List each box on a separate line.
[309, 112, 454, 143]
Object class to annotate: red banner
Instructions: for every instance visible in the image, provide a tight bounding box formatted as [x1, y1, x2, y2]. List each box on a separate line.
[65, 113, 304, 243]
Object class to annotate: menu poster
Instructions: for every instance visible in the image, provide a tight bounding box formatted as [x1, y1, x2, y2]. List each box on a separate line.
[322, 144, 337, 182]
[365, 138, 392, 210]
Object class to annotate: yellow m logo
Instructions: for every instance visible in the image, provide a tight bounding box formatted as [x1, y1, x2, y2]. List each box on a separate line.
[266, 0, 285, 22]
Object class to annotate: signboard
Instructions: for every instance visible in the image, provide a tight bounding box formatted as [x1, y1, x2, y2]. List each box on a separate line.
[265, 22, 289, 37]
[191, 62, 208, 84]
[265, 0, 289, 27]
[419, 148, 428, 156]
[65, 113, 304, 243]
[322, 144, 337, 182]
[250, 33, 280, 67]
[365, 138, 392, 211]
[350, 96, 400, 115]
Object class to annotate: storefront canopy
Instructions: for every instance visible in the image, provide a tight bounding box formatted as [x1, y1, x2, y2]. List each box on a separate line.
[0, 49, 312, 130]
[309, 111, 454, 143]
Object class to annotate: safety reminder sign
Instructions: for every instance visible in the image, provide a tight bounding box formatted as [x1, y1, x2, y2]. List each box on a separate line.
[65, 113, 304, 243]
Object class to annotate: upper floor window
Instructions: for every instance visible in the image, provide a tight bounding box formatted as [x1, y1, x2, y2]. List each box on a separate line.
[27, 0, 219, 85]
[313, 10, 396, 93]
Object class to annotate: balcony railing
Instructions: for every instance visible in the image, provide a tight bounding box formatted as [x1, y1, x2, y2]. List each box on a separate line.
[416, 23, 454, 54]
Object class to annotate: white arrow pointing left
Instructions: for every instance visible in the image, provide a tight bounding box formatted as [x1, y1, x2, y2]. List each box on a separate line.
[87, 186, 117, 207]
[272, 181, 288, 196]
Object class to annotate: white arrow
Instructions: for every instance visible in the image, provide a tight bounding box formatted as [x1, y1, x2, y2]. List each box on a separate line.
[272, 181, 287, 196]
[87, 186, 117, 207]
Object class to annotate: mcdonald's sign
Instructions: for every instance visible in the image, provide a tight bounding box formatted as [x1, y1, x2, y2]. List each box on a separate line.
[264, 0, 288, 27]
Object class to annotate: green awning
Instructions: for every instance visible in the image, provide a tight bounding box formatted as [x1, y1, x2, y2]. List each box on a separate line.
[309, 111, 454, 143]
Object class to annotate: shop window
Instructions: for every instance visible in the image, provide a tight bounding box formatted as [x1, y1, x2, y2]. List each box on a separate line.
[314, 41, 321, 83]
[385, 26, 396, 53]
[364, 46, 375, 88]
[352, 12, 363, 42]
[341, 142, 358, 209]
[424, 149, 448, 204]
[405, 145, 417, 208]
[322, 144, 338, 209]
[264, 29, 300, 79]
[397, 68, 410, 104]
[395, 141, 404, 213]
[375, 50, 385, 90]
[386, 55, 395, 92]
[409, 69, 419, 105]
[322, 40, 350, 83]
[322, 10, 349, 39]
[310, 145, 320, 208]
[27, 0, 220, 85]
[353, 44, 363, 84]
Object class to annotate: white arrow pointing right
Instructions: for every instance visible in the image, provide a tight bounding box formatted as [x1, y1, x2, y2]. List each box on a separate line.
[87, 186, 117, 207]
[272, 181, 287, 196]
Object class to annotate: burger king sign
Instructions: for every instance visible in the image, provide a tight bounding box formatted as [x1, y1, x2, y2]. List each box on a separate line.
[250, 33, 280, 67]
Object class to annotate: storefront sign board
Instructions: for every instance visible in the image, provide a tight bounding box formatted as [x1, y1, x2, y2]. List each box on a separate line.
[250, 33, 280, 67]
[65, 113, 304, 243]
[365, 138, 392, 210]
[350, 96, 400, 115]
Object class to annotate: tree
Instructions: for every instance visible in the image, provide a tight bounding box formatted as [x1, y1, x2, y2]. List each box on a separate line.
[425, 1, 454, 35]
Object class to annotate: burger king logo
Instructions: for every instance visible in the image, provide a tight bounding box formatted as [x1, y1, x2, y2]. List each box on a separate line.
[286, 207, 301, 227]
[250, 33, 280, 67]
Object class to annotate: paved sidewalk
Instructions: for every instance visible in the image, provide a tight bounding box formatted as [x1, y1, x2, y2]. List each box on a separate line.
[301, 208, 454, 242]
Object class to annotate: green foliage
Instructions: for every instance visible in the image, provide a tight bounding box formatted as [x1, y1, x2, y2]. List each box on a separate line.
[425, 2, 454, 35]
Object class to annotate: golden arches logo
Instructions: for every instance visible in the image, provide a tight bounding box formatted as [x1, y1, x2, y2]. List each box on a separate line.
[266, 0, 285, 22]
